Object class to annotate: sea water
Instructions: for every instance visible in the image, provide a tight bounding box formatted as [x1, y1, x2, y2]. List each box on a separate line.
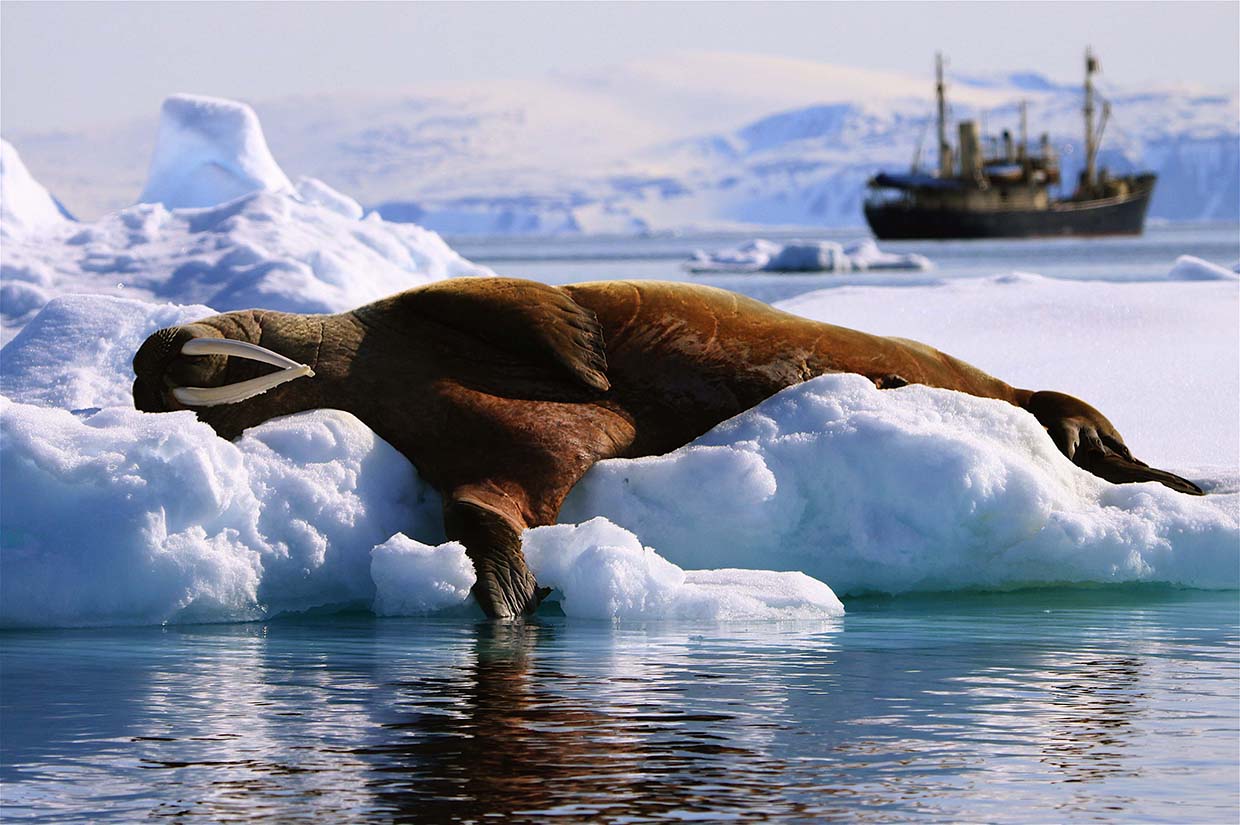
[2, 225, 1237, 822]
[451, 221, 1240, 303]
[2, 591, 1236, 823]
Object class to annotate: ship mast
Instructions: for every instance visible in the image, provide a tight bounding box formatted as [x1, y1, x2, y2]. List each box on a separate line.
[1083, 46, 1099, 190]
[936, 52, 951, 177]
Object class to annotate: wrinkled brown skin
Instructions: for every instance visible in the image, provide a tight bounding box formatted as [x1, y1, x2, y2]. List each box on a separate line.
[132, 278, 1204, 618]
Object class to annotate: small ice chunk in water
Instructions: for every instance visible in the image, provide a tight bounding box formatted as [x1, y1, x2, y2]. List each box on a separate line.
[371, 535, 476, 616]
[367, 518, 844, 621]
[523, 518, 845, 620]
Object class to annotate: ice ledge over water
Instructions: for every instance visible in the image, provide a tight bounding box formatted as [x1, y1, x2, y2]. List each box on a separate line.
[138, 94, 294, 209]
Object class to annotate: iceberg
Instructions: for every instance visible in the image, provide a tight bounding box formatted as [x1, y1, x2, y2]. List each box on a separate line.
[137, 94, 294, 209]
[0, 138, 69, 239]
[0, 103, 492, 345]
[686, 238, 932, 273]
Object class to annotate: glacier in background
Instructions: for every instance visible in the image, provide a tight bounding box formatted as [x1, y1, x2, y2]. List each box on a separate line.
[6, 51, 1237, 234]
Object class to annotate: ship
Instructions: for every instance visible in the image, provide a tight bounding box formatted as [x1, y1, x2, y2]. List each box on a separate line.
[863, 49, 1156, 240]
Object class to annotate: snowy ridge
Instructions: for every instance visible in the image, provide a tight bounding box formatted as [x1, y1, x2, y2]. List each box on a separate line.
[7, 52, 1238, 231]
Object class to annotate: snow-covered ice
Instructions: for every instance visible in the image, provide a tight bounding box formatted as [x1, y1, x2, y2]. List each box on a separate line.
[0, 139, 69, 239]
[1167, 254, 1240, 281]
[1, 107, 491, 346]
[137, 95, 295, 209]
[560, 374, 1238, 595]
[2, 276, 1235, 627]
[686, 238, 932, 273]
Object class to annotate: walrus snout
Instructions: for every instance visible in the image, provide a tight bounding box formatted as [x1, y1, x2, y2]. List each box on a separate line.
[133, 325, 314, 411]
[133, 325, 205, 412]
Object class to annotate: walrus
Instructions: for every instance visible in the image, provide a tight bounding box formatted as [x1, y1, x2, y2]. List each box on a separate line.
[132, 278, 1204, 617]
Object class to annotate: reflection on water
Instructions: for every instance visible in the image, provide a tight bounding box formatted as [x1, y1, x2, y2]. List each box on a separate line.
[2, 590, 1237, 823]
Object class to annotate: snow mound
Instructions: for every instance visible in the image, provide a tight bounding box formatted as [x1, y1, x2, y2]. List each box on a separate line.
[138, 94, 294, 209]
[1167, 254, 1240, 281]
[0, 194, 490, 344]
[1, 139, 69, 239]
[561, 374, 1239, 595]
[1, 295, 213, 411]
[295, 176, 364, 220]
[686, 238, 932, 273]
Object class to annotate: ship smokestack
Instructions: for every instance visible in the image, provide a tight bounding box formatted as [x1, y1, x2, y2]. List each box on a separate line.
[958, 121, 982, 179]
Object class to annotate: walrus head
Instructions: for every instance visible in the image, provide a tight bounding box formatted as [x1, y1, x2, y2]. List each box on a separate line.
[132, 309, 332, 440]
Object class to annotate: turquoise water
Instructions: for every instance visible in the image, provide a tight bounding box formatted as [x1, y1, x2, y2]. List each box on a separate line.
[3, 590, 1237, 823]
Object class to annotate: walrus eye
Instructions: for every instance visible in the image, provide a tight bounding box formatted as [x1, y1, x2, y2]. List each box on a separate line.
[171, 338, 315, 407]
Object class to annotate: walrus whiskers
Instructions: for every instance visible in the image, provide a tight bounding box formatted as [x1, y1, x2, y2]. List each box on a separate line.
[172, 338, 314, 407]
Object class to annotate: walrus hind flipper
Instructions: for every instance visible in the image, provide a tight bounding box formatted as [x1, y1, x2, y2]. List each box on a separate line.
[444, 495, 547, 619]
[405, 278, 609, 391]
[1025, 391, 1204, 496]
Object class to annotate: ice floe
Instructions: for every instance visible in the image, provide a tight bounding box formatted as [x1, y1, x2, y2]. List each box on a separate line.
[686, 238, 932, 273]
[1, 291, 1234, 627]
[1167, 254, 1240, 281]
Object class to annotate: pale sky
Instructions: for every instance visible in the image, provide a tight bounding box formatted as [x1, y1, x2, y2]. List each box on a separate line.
[3, 0, 1237, 133]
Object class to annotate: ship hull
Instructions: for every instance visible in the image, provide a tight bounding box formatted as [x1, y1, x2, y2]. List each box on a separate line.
[864, 188, 1153, 241]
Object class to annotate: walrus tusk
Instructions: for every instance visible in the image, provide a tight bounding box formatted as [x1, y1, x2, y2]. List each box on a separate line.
[181, 337, 308, 371]
[172, 337, 315, 406]
[172, 364, 314, 406]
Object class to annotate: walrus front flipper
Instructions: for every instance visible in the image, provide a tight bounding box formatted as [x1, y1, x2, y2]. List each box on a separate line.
[1025, 391, 1204, 496]
[444, 494, 547, 619]
[401, 278, 609, 391]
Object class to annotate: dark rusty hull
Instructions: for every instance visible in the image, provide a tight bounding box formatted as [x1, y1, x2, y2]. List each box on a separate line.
[864, 188, 1154, 240]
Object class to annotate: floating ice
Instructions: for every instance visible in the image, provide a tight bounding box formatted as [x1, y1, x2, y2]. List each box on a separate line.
[371, 536, 476, 617]
[774, 273, 1239, 470]
[686, 238, 932, 273]
[522, 519, 844, 620]
[369, 520, 845, 621]
[137, 94, 295, 209]
[0, 139, 69, 239]
[1167, 254, 1240, 281]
